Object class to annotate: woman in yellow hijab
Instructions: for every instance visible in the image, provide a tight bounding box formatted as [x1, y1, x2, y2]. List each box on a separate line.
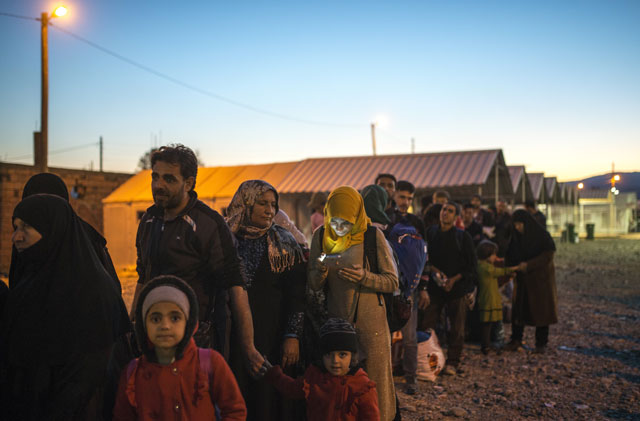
[308, 185, 399, 421]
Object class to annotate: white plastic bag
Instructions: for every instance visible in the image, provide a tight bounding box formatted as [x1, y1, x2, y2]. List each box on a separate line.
[416, 329, 445, 381]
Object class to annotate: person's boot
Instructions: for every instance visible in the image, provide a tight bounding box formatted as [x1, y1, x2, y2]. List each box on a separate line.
[504, 339, 522, 351]
[533, 345, 546, 354]
[405, 377, 418, 395]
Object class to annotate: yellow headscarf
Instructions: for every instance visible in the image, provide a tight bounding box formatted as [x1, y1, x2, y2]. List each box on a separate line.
[322, 186, 371, 254]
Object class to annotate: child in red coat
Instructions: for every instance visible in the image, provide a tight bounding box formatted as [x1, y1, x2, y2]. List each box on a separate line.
[265, 318, 380, 421]
[113, 275, 247, 420]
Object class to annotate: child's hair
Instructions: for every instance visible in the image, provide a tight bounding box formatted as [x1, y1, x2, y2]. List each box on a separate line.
[320, 318, 359, 366]
[134, 275, 199, 360]
[476, 240, 498, 260]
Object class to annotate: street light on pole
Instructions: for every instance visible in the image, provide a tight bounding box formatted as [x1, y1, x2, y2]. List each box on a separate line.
[35, 5, 67, 173]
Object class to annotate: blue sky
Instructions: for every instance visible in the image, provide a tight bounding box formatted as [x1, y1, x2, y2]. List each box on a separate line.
[1, 0, 638, 180]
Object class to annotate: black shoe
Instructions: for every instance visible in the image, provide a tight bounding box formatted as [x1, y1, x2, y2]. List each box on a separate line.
[481, 347, 490, 355]
[504, 340, 522, 352]
[405, 381, 418, 395]
[533, 345, 546, 354]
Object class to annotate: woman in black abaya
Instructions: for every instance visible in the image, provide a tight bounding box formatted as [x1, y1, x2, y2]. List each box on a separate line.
[1, 194, 129, 420]
[505, 209, 558, 353]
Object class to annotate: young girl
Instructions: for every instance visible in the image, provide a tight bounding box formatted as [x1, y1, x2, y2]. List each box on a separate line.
[476, 241, 522, 355]
[265, 318, 380, 421]
[113, 275, 247, 420]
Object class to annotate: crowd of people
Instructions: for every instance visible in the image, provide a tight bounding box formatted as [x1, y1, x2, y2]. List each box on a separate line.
[0, 144, 558, 420]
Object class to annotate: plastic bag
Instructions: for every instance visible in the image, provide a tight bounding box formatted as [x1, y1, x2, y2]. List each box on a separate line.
[416, 329, 445, 381]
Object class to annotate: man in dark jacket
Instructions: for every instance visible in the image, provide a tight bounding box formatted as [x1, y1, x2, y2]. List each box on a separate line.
[131, 144, 264, 376]
[462, 203, 484, 246]
[420, 202, 477, 376]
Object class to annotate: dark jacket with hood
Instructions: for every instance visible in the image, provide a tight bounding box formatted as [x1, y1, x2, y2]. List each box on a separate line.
[113, 275, 247, 421]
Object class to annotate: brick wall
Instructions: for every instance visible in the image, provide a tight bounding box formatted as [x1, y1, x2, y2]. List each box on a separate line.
[0, 163, 132, 275]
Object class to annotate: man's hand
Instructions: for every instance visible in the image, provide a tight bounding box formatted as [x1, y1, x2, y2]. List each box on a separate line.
[244, 345, 266, 378]
[339, 264, 365, 283]
[418, 290, 430, 310]
[517, 262, 528, 272]
[281, 337, 300, 368]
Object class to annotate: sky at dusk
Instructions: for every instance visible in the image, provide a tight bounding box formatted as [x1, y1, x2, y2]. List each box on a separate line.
[1, 0, 639, 181]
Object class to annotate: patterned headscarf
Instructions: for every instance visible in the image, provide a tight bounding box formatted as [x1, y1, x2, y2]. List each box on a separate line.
[226, 180, 301, 273]
[323, 186, 371, 254]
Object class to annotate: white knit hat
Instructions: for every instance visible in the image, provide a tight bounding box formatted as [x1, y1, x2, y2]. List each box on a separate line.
[142, 285, 190, 325]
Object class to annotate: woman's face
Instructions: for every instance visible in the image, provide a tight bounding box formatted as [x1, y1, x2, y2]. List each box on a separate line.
[514, 221, 525, 234]
[250, 190, 277, 229]
[12, 217, 43, 252]
[330, 217, 353, 237]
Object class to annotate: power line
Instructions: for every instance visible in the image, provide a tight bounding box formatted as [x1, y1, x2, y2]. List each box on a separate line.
[49, 23, 362, 129]
[0, 11, 37, 21]
[6, 141, 98, 160]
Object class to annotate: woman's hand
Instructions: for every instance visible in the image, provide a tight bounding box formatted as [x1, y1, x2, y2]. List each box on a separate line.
[281, 337, 299, 368]
[517, 262, 528, 272]
[338, 264, 365, 283]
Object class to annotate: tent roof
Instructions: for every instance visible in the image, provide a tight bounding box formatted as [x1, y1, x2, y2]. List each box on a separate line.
[508, 165, 525, 192]
[527, 172, 546, 201]
[103, 162, 298, 204]
[277, 149, 507, 194]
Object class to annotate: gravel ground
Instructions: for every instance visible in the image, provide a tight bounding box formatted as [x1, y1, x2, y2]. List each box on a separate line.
[396, 238, 640, 420]
[118, 237, 640, 420]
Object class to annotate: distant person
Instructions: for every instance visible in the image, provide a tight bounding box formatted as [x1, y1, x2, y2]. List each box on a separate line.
[470, 194, 495, 228]
[524, 200, 547, 229]
[505, 210, 558, 354]
[375, 173, 397, 212]
[361, 184, 391, 231]
[421, 202, 477, 376]
[113, 275, 247, 420]
[274, 209, 309, 250]
[476, 241, 521, 355]
[131, 144, 264, 375]
[308, 191, 327, 233]
[462, 203, 484, 246]
[2, 194, 129, 420]
[423, 203, 443, 229]
[432, 190, 450, 205]
[493, 199, 512, 257]
[308, 186, 399, 420]
[265, 318, 380, 421]
[389, 181, 429, 395]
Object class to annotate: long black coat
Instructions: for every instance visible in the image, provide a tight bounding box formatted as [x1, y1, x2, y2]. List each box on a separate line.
[506, 210, 558, 327]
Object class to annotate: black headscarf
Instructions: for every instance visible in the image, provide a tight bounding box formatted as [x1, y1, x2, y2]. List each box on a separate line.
[506, 209, 556, 265]
[21, 172, 69, 201]
[10, 173, 120, 291]
[2, 194, 129, 366]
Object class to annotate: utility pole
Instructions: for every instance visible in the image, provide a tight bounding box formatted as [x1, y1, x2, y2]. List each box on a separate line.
[99, 136, 103, 172]
[39, 12, 49, 172]
[411, 138, 415, 154]
[370, 123, 377, 156]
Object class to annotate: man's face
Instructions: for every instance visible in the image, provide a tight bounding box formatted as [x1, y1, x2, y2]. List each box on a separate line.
[151, 161, 193, 210]
[394, 190, 414, 214]
[440, 203, 457, 226]
[471, 196, 481, 209]
[376, 177, 396, 204]
[497, 201, 508, 214]
[462, 207, 474, 224]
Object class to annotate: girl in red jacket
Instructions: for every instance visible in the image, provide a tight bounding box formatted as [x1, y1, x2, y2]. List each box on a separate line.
[265, 318, 380, 420]
[113, 275, 247, 420]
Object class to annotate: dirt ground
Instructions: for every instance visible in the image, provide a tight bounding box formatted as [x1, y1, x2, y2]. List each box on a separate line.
[395, 238, 640, 420]
[118, 237, 640, 420]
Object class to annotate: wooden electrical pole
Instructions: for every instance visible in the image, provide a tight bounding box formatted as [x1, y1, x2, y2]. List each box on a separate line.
[39, 12, 49, 172]
[370, 123, 377, 156]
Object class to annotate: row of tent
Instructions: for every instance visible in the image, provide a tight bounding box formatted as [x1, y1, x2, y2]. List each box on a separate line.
[104, 148, 579, 208]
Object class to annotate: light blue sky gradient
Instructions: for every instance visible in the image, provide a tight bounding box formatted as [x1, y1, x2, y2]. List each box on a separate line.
[1, 0, 638, 180]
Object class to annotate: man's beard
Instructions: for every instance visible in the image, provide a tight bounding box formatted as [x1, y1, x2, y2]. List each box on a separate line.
[153, 189, 182, 210]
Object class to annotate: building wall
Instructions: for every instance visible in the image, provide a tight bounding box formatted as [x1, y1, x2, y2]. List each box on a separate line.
[0, 163, 131, 275]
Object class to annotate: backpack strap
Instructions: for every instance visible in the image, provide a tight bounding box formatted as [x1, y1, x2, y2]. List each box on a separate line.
[363, 226, 378, 273]
[198, 348, 222, 421]
[126, 358, 138, 381]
